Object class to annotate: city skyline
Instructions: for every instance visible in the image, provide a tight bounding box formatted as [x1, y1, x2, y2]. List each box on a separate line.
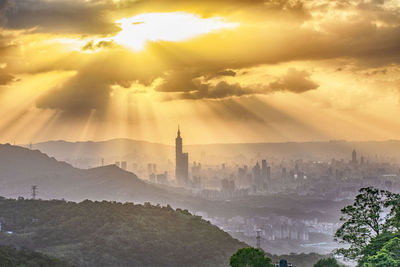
[1, 1, 400, 144]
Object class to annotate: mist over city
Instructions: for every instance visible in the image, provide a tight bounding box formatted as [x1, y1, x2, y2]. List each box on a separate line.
[1, 0, 400, 266]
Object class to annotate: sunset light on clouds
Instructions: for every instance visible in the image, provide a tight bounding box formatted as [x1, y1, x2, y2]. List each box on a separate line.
[1, 0, 400, 144]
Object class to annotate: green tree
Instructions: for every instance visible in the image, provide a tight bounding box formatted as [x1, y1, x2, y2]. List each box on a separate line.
[334, 187, 391, 260]
[314, 257, 342, 267]
[385, 192, 400, 232]
[358, 231, 399, 266]
[230, 248, 273, 267]
[364, 237, 400, 267]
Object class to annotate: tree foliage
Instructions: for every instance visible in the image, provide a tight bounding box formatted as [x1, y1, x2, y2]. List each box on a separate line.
[357, 231, 399, 266]
[364, 237, 400, 267]
[334, 187, 399, 260]
[313, 257, 343, 267]
[0, 245, 71, 267]
[230, 248, 273, 267]
[0, 198, 246, 267]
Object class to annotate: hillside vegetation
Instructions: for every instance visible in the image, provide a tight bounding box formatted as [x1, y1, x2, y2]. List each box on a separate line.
[0, 198, 246, 267]
[0, 245, 71, 267]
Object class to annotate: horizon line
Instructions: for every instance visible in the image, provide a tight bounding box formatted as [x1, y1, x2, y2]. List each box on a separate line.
[12, 137, 400, 147]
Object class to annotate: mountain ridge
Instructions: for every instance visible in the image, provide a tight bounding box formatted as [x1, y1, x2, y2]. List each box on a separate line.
[0, 143, 191, 206]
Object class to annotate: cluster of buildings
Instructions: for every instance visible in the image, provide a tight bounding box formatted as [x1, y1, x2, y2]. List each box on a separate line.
[172, 136, 400, 199]
[106, 127, 400, 202]
[208, 215, 312, 242]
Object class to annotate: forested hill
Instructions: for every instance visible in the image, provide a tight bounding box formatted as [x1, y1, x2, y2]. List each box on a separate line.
[0, 245, 72, 266]
[0, 198, 246, 267]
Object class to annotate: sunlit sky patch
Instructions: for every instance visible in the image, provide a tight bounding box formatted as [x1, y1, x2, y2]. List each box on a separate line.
[113, 12, 239, 50]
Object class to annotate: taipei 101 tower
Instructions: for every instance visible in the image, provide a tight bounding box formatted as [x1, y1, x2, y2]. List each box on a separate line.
[175, 126, 189, 186]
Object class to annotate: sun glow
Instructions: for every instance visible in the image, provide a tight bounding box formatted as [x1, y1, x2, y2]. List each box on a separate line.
[113, 12, 239, 50]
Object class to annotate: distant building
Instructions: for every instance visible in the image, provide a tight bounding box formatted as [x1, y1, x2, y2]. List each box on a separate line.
[149, 173, 156, 183]
[175, 126, 189, 186]
[221, 179, 235, 192]
[262, 160, 267, 178]
[156, 172, 168, 184]
[352, 149, 357, 164]
[147, 163, 157, 175]
[252, 162, 262, 191]
[121, 161, 127, 170]
[275, 259, 294, 267]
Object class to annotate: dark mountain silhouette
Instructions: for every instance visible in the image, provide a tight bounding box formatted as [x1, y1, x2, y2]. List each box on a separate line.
[0, 143, 189, 205]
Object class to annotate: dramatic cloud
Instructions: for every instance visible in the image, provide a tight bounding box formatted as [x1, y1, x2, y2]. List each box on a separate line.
[269, 68, 319, 93]
[0, 0, 398, 123]
[2, 0, 308, 35]
[155, 70, 202, 93]
[2, 0, 400, 143]
[157, 68, 319, 100]
[34, 49, 165, 114]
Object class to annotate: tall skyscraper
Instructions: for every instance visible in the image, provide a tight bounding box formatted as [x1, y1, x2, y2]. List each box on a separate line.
[352, 149, 357, 164]
[175, 126, 189, 186]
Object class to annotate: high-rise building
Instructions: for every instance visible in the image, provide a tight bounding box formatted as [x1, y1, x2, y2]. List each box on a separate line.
[261, 160, 267, 178]
[252, 161, 262, 190]
[352, 149, 357, 163]
[175, 126, 189, 186]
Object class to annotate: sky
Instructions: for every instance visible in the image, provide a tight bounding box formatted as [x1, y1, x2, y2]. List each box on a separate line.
[1, 0, 400, 145]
